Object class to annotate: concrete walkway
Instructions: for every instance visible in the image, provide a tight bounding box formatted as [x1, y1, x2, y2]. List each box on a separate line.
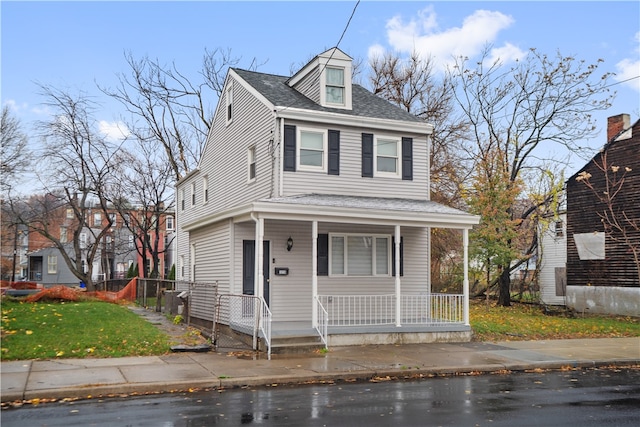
[2, 337, 639, 403]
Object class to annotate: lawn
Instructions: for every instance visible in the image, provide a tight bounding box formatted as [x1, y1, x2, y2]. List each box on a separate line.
[1, 299, 170, 361]
[470, 300, 640, 341]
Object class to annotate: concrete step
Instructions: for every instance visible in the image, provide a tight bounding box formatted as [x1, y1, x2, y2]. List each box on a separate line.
[268, 334, 325, 355]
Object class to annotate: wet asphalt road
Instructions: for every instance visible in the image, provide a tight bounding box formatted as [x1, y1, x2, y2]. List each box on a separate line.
[2, 368, 639, 426]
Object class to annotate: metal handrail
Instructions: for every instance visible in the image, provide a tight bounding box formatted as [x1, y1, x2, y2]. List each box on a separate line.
[314, 296, 329, 348]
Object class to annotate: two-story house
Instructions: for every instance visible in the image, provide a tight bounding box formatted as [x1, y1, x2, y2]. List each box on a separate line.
[175, 48, 479, 351]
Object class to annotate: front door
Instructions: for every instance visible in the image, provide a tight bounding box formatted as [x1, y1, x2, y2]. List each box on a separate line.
[242, 240, 270, 306]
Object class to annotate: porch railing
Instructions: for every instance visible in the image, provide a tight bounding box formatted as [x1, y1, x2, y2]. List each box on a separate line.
[314, 296, 328, 347]
[317, 293, 464, 327]
[215, 294, 272, 358]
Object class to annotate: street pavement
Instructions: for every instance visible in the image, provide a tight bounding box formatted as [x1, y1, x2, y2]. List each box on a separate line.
[2, 315, 639, 404]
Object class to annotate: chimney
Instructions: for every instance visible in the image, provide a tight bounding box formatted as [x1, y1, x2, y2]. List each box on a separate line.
[607, 114, 631, 141]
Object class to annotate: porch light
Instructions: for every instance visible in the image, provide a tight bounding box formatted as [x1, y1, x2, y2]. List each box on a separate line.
[286, 236, 293, 252]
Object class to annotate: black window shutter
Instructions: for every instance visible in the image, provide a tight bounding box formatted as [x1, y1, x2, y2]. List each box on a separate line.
[391, 236, 404, 277]
[328, 130, 340, 175]
[362, 133, 373, 177]
[402, 137, 413, 181]
[317, 234, 329, 276]
[284, 125, 296, 172]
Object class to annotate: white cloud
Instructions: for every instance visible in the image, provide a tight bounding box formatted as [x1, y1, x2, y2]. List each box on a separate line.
[487, 42, 528, 66]
[375, 7, 524, 72]
[98, 120, 130, 142]
[367, 43, 386, 61]
[614, 31, 640, 92]
[2, 99, 29, 112]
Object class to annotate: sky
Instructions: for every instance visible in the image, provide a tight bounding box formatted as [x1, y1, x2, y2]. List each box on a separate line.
[2, 0, 639, 189]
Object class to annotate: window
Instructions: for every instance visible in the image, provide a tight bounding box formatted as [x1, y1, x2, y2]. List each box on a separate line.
[94, 212, 102, 227]
[181, 189, 185, 211]
[179, 255, 185, 279]
[226, 84, 233, 124]
[248, 146, 256, 181]
[122, 213, 130, 225]
[299, 129, 326, 171]
[376, 137, 399, 175]
[166, 216, 174, 230]
[80, 233, 87, 248]
[66, 209, 74, 219]
[82, 259, 87, 273]
[128, 235, 135, 249]
[329, 234, 390, 276]
[109, 213, 117, 225]
[191, 182, 196, 206]
[555, 220, 564, 237]
[203, 176, 209, 203]
[47, 255, 57, 274]
[325, 67, 344, 105]
[60, 226, 67, 243]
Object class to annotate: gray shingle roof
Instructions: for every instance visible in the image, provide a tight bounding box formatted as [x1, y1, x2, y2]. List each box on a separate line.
[232, 68, 423, 123]
[261, 194, 473, 217]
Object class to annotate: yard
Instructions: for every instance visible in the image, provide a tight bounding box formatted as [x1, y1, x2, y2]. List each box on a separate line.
[1, 297, 638, 361]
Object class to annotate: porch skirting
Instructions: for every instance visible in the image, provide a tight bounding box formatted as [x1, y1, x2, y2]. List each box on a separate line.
[326, 325, 472, 347]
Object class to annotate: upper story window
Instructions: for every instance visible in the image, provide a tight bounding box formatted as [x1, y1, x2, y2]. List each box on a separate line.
[128, 234, 135, 249]
[248, 146, 257, 181]
[66, 208, 74, 219]
[109, 213, 117, 225]
[60, 226, 67, 243]
[299, 128, 326, 171]
[203, 176, 209, 203]
[325, 67, 345, 106]
[94, 212, 102, 227]
[166, 216, 174, 230]
[555, 220, 564, 237]
[181, 188, 185, 211]
[122, 213, 130, 225]
[375, 137, 399, 176]
[226, 84, 233, 125]
[80, 232, 87, 248]
[191, 182, 196, 206]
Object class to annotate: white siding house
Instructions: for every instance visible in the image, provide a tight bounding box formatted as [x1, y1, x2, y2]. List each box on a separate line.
[538, 214, 567, 306]
[176, 48, 479, 349]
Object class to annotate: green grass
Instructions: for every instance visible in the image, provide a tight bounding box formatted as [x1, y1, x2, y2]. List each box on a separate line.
[1, 299, 170, 361]
[470, 300, 640, 342]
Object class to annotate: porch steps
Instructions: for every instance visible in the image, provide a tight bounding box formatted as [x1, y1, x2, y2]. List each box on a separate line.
[269, 333, 325, 355]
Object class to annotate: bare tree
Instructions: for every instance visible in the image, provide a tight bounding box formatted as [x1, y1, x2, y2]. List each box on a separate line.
[1, 106, 30, 195]
[368, 50, 471, 288]
[102, 48, 263, 181]
[451, 47, 614, 306]
[9, 85, 122, 291]
[110, 139, 175, 279]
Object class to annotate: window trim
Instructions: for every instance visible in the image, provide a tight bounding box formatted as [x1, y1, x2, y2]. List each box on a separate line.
[191, 182, 196, 206]
[47, 255, 57, 274]
[324, 66, 345, 107]
[247, 145, 257, 182]
[328, 233, 391, 277]
[226, 83, 233, 125]
[166, 216, 174, 230]
[297, 127, 327, 172]
[203, 176, 209, 204]
[375, 135, 401, 177]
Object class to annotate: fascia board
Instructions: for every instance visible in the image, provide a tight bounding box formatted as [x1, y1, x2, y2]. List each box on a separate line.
[274, 107, 433, 134]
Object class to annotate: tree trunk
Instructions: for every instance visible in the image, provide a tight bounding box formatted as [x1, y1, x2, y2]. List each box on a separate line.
[497, 268, 511, 306]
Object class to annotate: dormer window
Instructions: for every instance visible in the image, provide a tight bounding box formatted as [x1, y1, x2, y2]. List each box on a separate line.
[325, 67, 345, 105]
[226, 84, 233, 125]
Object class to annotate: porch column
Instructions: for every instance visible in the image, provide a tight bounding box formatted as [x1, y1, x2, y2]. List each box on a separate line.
[255, 217, 264, 300]
[463, 228, 470, 326]
[395, 225, 401, 327]
[312, 221, 318, 328]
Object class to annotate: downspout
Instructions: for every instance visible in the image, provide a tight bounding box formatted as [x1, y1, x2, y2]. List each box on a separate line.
[395, 225, 401, 327]
[276, 113, 285, 197]
[250, 211, 264, 351]
[312, 221, 318, 328]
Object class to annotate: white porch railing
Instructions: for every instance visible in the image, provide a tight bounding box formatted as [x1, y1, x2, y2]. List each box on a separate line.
[317, 294, 464, 327]
[314, 296, 328, 347]
[218, 294, 272, 358]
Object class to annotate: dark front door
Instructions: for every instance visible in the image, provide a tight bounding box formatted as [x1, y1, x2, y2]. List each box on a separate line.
[242, 240, 270, 306]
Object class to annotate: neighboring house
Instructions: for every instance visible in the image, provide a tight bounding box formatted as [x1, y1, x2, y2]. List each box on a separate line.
[175, 48, 479, 348]
[564, 113, 640, 316]
[26, 205, 175, 286]
[538, 213, 567, 306]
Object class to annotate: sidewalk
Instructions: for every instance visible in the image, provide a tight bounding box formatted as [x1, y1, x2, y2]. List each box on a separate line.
[2, 336, 639, 403]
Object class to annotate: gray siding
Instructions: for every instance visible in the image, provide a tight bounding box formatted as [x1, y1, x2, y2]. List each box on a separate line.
[283, 122, 429, 200]
[291, 68, 321, 104]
